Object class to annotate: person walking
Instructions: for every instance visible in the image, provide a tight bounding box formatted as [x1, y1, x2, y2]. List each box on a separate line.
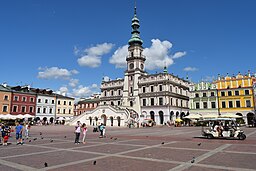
[81, 123, 87, 144]
[25, 122, 31, 138]
[15, 122, 24, 145]
[74, 121, 81, 144]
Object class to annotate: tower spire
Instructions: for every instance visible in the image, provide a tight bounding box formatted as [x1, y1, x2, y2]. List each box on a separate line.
[128, 2, 143, 46]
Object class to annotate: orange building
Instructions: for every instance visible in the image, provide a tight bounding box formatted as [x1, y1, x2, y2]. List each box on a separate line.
[0, 84, 12, 115]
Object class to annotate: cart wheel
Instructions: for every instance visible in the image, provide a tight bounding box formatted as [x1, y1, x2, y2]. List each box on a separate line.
[207, 134, 214, 139]
[238, 134, 246, 140]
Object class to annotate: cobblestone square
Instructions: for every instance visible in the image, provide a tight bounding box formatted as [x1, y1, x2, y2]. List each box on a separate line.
[0, 125, 255, 171]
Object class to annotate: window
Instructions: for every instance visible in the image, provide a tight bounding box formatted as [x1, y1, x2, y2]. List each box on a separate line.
[203, 93, 207, 97]
[14, 96, 18, 101]
[170, 86, 172, 92]
[143, 99, 146, 106]
[130, 101, 133, 107]
[3, 105, 8, 112]
[159, 85, 163, 91]
[111, 90, 114, 96]
[103, 102, 106, 105]
[22, 97, 26, 102]
[222, 101, 226, 108]
[228, 91, 232, 96]
[142, 87, 146, 93]
[69, 109, 71, 114]
[195, 93, 199, 97]
[245, 90, 249, 95]
[211, 102, 216, 108]
[63, 109, 66, 114]
[196, 102, 200, 109]
[49, 108, 52, 114]
[235, 91, 239, 96]
[45, 99, 48, 103]
[43, 108, 46, 113]
[236, 101, 241, 107]
[58, 101, 60, 105]
[118, 101, 121, 105]
[159, 98, 163, 105]
[21, 106, 26, 112]
[58, 109, 60, 114]
[170, 98, 173, 106]
[64, 101, 66, 105]
[37, 108, 40, 113]
[13, 106, 17, 112]
[30, 97, 34, 102]
[104, 91, 107, 96]
[203, 102, 207, 109]
[52, 100, 55, 104]
[210, 92, 215, 96]
[111, 102, 114, 106]
[221, 92, 225, 96]
[69, 101, 72, 105]
[150, 98, 154, 106]
[229, 101, 233, 108]
[38, 99, 41, 103]
[4, 95, 8, 100]
[246, 100, 251, 107]
[118, 90, 121, 95]
[29, 107, 33, 113]
[150, 86, 154, 92]
[176, 87, 178, 93]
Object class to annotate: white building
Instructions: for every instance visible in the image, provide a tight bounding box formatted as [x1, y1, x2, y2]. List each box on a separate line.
[33, 89, 56, 122]
[72, 6, 190, 127]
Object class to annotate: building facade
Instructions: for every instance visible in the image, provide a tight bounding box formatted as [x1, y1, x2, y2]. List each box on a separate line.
[0, 84, 12, 115]
[74, 97, 100, 116]
[10, 86, 36, 116]
[214, 72, 255, 125]
[189, 81, 219, 117]
[32, 88, 56, 122]
[71, 6, 190, 127]
[56, 94, 74, 121]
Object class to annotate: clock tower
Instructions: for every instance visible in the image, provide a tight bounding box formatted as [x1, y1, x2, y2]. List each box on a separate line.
[122, 5, 146, 115]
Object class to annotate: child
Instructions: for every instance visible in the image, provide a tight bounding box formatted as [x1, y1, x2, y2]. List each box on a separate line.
[82, 123, 87, 144]
[3, 135, 8, 146]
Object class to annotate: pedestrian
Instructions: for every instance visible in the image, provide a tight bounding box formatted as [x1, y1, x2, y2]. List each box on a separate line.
[74, 121, 81, 144]
[3, 134, 8, 146]
[99, 123, 105, 138]
[15, 122, 24, 145]
[25, 122, 31, 138]
[81, 123, 87, 144]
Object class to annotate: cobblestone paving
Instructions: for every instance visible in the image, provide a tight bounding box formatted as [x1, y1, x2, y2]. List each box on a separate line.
[1, 125, 256, 171]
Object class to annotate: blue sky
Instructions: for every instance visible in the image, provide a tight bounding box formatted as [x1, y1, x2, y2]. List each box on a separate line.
[1, 0, 255, 98]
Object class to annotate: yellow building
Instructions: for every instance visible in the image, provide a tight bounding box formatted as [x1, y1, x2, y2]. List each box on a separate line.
[0, 84, 12, 115]
[56, 94, 75, 123]
[214, 72, 255, 125]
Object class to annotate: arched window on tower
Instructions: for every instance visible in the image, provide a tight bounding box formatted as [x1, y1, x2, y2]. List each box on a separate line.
[131, 52, 134, 57]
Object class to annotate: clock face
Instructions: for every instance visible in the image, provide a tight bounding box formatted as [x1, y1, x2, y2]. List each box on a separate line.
[129, 63, 134, 69]
[140, 64, 144, 69]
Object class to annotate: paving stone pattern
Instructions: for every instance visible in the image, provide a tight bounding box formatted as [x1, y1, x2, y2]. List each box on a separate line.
[0, 125, 256, 171]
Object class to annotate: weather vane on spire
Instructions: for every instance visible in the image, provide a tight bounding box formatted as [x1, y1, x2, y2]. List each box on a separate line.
[134, 0, 137, 15]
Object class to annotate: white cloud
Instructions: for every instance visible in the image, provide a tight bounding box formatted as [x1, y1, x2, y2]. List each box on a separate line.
[144, 39, 174, 70]
[69, 79, 79, 88]
[37, 67, 79, 80]
[55, 86, 69, 96]
[109, 45, 128, 68]
[202, 76, 215, 82]
[72, 84, 99, 98]
[77, 55, 101, 68]
[73, 46, 80, 56]
[172, 51, 186, 59]
[183, 67, 198, 72]
[77, 43, 114, 68]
